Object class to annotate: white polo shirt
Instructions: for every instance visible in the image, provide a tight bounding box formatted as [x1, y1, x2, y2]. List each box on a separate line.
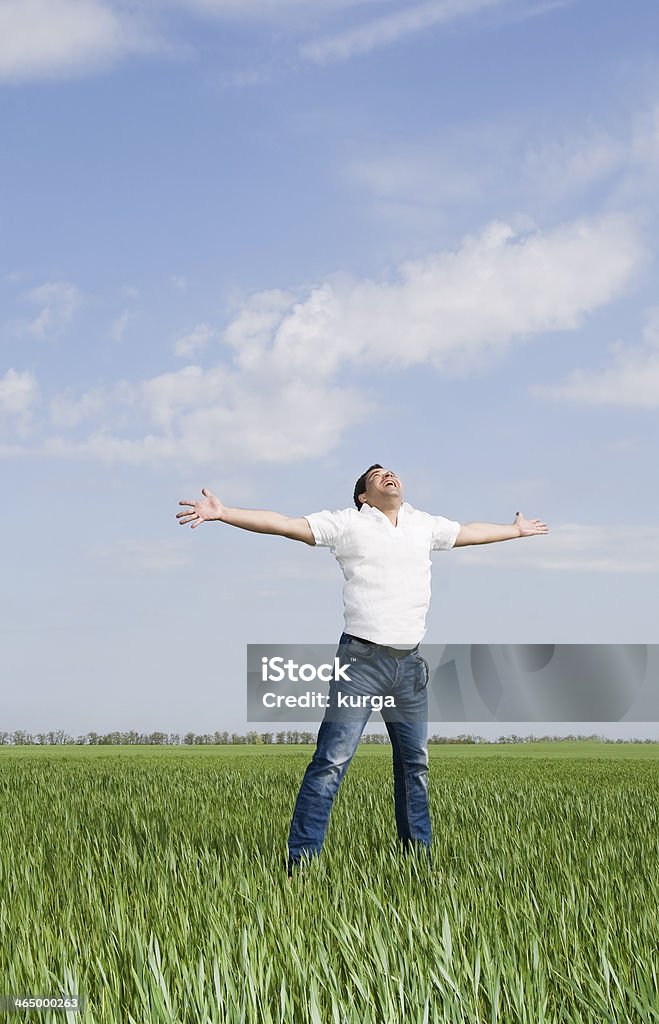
[303, 501, 460, 647]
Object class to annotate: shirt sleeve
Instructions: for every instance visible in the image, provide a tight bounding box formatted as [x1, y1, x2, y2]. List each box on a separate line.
[431, 515, 461, 550]
[303, 509, 346, 548]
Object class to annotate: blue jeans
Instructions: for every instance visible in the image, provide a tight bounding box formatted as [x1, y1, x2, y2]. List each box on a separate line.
[287, 633, 430, 874]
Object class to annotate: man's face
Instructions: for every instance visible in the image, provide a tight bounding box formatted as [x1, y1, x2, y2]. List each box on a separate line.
[360, 467, 403, 507]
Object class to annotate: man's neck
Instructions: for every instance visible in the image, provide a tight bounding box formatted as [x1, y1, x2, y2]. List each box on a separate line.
[366, 500, 402, 527]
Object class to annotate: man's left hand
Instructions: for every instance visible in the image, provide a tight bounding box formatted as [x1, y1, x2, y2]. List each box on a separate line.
[514, 511, 548, 537]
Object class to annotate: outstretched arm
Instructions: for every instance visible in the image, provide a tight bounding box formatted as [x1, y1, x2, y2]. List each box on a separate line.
[176, 488, 315, 545]
[454, 511, 548, 547]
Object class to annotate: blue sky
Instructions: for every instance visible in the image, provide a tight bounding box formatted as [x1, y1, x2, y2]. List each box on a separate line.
[2, 0, 658, 737]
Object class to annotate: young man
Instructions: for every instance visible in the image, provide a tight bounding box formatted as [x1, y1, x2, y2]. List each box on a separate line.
[177, 465, 548, 875]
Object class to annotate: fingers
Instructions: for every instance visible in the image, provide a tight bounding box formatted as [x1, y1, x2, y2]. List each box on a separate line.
[517, 514, 549, 531]
[177, 493, 208, 526]
[518, 514, 549, 536]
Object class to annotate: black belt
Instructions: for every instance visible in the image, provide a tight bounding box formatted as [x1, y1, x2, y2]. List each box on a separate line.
[343, 633, 419, 659]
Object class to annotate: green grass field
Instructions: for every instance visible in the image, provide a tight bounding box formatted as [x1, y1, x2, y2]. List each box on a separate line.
[1, 743, 658, 1023]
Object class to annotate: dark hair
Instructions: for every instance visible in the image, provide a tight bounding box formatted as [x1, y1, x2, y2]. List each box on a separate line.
[353, 464, 382, 509]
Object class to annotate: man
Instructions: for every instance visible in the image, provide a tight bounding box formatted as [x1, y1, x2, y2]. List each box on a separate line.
[176, 465, 548, 875]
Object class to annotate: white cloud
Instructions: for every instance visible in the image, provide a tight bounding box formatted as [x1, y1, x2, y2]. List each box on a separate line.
[0, 0, 578, 84]
[49, 389, 107, 429]
[38, 340, 368, 464]
[343, 123, 523, 237]
[231, 214, 643, 379]
[454, 523, 659, 573]
[11, 212, 645, 466]
[522, 100, 659, 211]
[21, 281, 83, 339]
[179, 377, 365, 463]
[0, 368, 39, 436]
[109, 311, 134, 343]
[0, 0, 152, 82]
[173, 323, 216, 358]
[523, 131, 624, 199]
[0, 0, 409, 86]
[301, 0, 514, 64]
[344, 95, 659, 235]
[224, 288, 297, 368]
[140, 364, 226, 432]
[42, 372, 368, 465]
[0, 368, 39, 415]
[535, 310, 659, 408]
[348, 149, 488, 207]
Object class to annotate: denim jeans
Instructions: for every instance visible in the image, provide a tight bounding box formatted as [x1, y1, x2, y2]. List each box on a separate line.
[287, 633, 430, 874]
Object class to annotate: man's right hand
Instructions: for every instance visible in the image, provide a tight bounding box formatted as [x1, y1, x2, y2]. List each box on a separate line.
[176, 488, 223, 529]
[176, 491, 315, 543]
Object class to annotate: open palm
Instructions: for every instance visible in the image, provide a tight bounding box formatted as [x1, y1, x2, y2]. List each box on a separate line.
[514, 511, 548, 537]
[176, 488, 224, 529]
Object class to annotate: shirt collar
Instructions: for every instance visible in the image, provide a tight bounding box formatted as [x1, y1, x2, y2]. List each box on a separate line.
[360, 501, 407, 524]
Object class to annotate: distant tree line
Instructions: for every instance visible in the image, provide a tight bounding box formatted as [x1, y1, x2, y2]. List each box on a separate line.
[0, 730, 657, 746]
[428, 733, 659, 744]
[0, 729, 388, 746]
